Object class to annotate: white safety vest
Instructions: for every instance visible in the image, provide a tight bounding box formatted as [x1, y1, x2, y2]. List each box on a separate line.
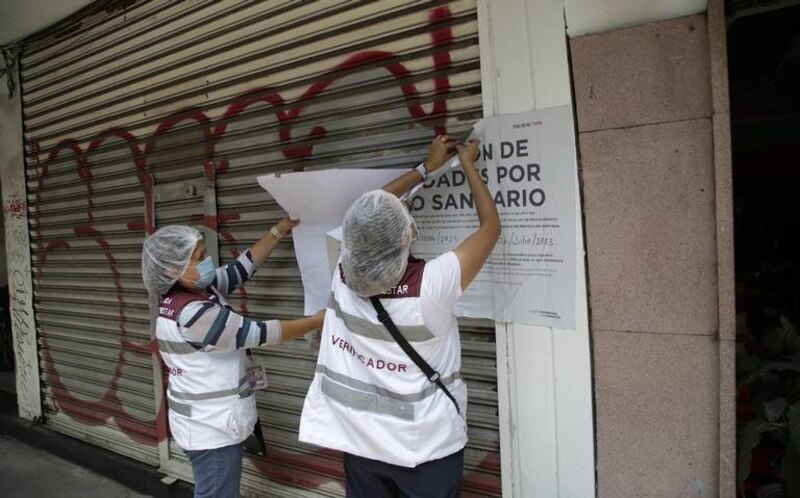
[299, 257, 467, 468]
[156, 291, 257, 451]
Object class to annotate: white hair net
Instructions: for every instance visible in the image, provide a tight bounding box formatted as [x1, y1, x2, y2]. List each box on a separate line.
[141, 225, 203, 295]
[341, 190, 415, 297]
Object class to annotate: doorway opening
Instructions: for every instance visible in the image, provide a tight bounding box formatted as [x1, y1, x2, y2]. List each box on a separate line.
[729, 1, 800, 496]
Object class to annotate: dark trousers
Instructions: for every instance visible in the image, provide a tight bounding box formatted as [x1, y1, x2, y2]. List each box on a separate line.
[185, 443, 243, 498]
[344, 449, 464, 498]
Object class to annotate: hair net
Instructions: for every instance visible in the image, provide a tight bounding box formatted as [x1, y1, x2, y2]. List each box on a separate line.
[341, 190, 415, 297]
[141, 225, 203, 295]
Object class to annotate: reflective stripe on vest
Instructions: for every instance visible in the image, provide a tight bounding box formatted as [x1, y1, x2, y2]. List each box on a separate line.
[327, 293, 434, 342]
[316, 365, 461, 421]
[321, 376, 414, 420]
[168, 375, 253, 401]
[169, 399, 192, 417]
[158, 339, 198, 355]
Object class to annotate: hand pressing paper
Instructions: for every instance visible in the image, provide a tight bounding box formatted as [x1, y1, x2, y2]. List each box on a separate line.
[257, 169, 406, 314]
[402, 121, 484, 201]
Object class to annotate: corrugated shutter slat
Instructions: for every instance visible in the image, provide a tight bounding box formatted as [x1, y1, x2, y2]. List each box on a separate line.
[22, 1, 500, 496]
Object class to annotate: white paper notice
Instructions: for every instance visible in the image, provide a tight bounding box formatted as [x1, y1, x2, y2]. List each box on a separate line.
[258, 108, 577, 329]
[408, 106, 578, 329]
[257, 169, 407, 314]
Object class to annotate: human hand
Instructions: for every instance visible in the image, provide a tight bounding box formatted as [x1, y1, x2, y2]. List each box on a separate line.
[274, 217, 299, 237]
[456, 139, 480, 167]
[424, 135, 458, 173]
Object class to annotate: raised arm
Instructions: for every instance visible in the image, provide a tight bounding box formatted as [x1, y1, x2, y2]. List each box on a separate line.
[453, 139, 501, 291]
[211, 250, 257, 298]
[208, 218, 298, 298]
[249, 217, 298, 265]
[382, 135, 458, 197]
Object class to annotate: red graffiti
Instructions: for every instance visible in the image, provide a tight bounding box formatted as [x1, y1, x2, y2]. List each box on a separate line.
[29, 6, 500, 495]
[3, 198, 26, 218]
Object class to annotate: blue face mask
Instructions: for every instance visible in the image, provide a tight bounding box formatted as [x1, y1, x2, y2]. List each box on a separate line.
[192, 256, 216, 289]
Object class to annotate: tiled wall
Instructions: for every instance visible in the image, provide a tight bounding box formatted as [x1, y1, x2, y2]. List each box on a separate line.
[570, 15, 721, 496]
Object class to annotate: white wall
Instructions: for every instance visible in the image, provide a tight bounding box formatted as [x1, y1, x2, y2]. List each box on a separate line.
[480, 1, 715, 496]
[479, 1, 596, 496]
[0, 0, 94, 44]
[565, 0, 707, 37]
[0, 59, 41, 419]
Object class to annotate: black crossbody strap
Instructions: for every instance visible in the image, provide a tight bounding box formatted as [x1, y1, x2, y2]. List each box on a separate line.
[369, 296, 460, 414]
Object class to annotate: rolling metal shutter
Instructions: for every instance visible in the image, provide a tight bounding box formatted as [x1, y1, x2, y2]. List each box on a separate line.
[21, 1, 500, 495]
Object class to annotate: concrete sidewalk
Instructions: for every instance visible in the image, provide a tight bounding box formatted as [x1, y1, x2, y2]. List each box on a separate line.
[0, 434, 149, 497]
[0, 388, 192, 498]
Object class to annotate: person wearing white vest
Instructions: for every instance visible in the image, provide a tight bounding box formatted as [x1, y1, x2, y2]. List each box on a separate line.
[141, 220, 324, 498]
[299, 137, 501, 497]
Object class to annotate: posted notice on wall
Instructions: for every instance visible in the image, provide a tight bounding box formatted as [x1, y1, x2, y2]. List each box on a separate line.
[258, 105, 578, 329]
[408, 106, 577, 329]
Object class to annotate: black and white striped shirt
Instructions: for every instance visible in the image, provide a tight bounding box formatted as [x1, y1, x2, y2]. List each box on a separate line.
[175, 250, 281, 351]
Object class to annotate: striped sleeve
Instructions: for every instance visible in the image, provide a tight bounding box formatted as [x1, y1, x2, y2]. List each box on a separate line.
[211, 250, 258, 297]
[177, 300, 282, 351]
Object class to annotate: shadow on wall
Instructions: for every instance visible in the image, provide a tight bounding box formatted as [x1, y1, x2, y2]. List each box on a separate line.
[0, 285, 12, 372]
